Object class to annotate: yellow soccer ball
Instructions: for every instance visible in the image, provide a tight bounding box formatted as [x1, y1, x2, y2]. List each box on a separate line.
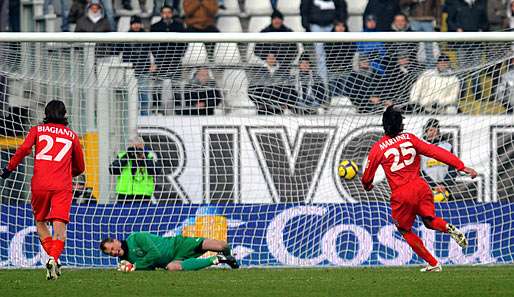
[433, 190, 450, 202]
[338, 160, 359, 180]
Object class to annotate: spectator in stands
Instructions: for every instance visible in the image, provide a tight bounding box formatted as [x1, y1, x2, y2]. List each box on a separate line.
[363, 0, 401, 32]
[400, 0, 441, 66]
[69, 0, 88, 26]
[255, 10, 299, 68]
[183, 0, 219, 59]
[151, 4, 184, 32]
[177, 67, 223, 115]
[300, 0, 348, 82]
[151, 4, 186, 113]
[75, 0, 111, 32]
[0, 0, 7, 32]
[247, 54, 294, 115]
[388, 13, 418, 63]
[43, 0, 70, 31]
[183, 0, 219, 32]
[446, 0, 488, 32]
[446, 0, 488, 101]
[420, 118, 458, 199]
[391, 12, 412, 32]
[344, 55, 390, 113]
[325, 20, 356, 97]
[119, 16, 154, 115]
[505, 0, 514, 29]
[291, 53, 328, 115]
[409, 54, 460, 113]
[489, 0, 506, 31]
[357, 15, 387, 75]
[381, 51, 421, 108]
[8, 0, 20, 31]
[153, 0, 181, 17]
[99, 0, 116, 32]
[109, 137, 161, 204]
[494, 57, 514, 113]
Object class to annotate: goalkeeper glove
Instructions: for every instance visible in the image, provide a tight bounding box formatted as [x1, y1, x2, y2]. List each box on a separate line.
[1, 167, 11, 179]
[117, 260, 136, 272]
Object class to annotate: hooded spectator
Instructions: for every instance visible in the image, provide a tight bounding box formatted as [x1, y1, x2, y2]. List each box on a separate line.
[75, 0, 111, 32]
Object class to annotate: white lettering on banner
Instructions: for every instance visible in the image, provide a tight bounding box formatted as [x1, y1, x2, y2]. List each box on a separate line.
[377, 225, 412, 266]
[8, 226, 48, 267]
[448, 224, 496, 264]
[322, 225, 373, 266]
[267, 206, 373, 266]
[267, 207, 496, 266]
[138, 116, 512, 203]
[267, 206, 327, 266]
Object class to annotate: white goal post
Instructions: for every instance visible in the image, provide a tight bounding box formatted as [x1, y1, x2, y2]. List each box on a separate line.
[0, 32, 512, 268]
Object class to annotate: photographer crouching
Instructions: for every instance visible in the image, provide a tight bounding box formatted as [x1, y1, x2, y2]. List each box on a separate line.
[109, 137, 161, 203]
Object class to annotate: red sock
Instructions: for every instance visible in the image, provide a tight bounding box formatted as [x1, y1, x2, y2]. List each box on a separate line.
[50, 240, 65, 261]
[41, 237, 53, 255]
[429, 217, 448, 233]
[403, 231, 438, 266]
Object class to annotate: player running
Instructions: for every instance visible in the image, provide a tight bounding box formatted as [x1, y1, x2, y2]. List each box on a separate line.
[100, 232, 240, 271]
[1, 100, 85, 280]
[361, 105, 477, 272]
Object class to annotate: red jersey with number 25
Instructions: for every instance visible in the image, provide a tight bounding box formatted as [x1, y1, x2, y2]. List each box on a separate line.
[7, 123, 85, 191]
[361, 132, 464, 192]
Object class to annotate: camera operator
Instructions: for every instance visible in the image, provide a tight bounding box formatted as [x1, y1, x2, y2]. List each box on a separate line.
[109, 137, 161, 203]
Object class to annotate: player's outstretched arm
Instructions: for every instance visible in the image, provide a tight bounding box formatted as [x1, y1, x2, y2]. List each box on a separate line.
[72, 136, 85, 177]
[462, 167, 478, 179]
[361, 145, 381, 191]
[412, 134, 465, 170]
[2, 127, 37, 179]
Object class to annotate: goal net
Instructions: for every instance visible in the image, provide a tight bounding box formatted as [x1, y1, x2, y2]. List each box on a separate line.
[0, 32, 513, 268]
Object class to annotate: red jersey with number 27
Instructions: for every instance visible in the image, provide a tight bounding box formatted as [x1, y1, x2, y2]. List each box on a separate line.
[361, 132, 465, 192]
[7, 123, 85, 191]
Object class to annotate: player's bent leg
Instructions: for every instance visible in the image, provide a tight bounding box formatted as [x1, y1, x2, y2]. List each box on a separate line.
[447, 224, 468, 248]
[179, 257, 217, 271]
[421, 216, 448, 233]
[201, 238, 229, 253]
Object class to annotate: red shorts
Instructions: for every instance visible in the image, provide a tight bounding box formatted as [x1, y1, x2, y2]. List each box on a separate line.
[31, 190, 73, 223]
[390, 179, 435, 231]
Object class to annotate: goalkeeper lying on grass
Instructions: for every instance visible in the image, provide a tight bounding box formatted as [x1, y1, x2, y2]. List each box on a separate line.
[100, 232, 239, 272]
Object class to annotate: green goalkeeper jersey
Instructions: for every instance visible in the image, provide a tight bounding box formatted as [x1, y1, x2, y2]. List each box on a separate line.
[121, 232, 204, 270]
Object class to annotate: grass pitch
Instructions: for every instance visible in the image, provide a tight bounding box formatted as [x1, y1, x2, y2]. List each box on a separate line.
[1, 266, 513, 297]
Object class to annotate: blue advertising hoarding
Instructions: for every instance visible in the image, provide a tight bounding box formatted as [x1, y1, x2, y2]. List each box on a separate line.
[1, 202, 513, 268]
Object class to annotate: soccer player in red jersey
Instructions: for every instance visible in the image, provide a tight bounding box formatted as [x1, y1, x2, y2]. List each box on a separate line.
[1, 100, 85, 279]
[361, 106, 477, 272]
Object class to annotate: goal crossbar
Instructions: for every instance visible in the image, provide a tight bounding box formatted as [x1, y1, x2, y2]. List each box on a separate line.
[1, 32, 514, 43]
